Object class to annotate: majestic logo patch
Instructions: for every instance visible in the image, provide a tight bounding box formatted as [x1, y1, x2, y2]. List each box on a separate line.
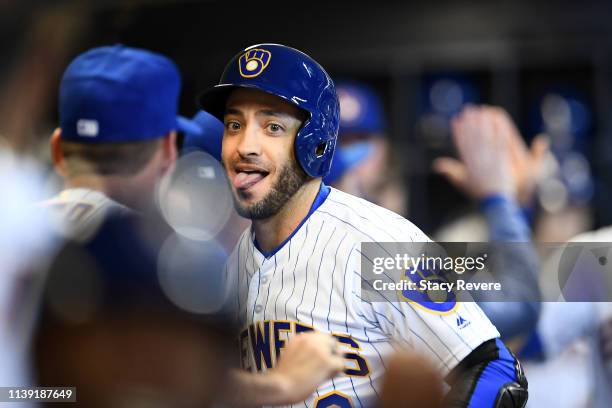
[456, 315, 470, 329]
[238, 49, 271, 78]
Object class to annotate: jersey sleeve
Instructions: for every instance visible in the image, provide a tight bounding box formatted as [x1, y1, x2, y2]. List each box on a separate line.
[349, 239, 500, 374]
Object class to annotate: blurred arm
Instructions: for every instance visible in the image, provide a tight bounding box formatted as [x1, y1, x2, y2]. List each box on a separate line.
[434, 106, 544, 339]
[477, 193, 541, 339]
[224, 331, 344, 406]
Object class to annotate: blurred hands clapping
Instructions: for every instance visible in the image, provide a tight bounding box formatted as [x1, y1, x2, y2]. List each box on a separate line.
[434, 105, 548, 203]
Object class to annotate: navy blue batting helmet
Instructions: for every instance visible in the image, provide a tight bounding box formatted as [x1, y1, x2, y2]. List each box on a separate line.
[198, 43, 340, 178]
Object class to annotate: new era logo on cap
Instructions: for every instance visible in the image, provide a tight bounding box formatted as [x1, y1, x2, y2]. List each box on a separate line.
[76, 119, 99, 137]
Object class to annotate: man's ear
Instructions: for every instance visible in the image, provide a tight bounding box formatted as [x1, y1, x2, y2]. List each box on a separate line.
[162, 130, 178, 166]
[50, 128, 67, 177]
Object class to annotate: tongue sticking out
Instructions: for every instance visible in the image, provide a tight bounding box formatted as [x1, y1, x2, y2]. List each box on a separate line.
[234, 172, 265, 189]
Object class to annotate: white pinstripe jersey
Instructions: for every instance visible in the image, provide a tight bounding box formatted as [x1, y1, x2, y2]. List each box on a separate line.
[227, 185, 500, 408]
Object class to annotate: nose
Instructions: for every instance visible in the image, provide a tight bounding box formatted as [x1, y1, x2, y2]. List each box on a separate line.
[236, 123, 262, 159]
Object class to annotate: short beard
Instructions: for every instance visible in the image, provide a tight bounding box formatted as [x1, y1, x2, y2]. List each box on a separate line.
[233, 159, 309, 220]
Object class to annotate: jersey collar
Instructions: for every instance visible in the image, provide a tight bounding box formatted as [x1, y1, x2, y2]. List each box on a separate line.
[253, 182, 331, 259]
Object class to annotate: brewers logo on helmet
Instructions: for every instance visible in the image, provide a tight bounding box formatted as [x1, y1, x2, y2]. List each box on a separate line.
[238, 49, 272, 78]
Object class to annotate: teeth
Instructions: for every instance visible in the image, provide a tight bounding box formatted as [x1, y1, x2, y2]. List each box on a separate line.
[236, 169, 268, 176]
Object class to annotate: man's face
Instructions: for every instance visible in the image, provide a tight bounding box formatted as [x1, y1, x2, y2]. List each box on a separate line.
[221, 88, 308, 219]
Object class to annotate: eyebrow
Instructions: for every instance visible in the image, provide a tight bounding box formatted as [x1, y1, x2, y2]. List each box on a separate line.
[225, 108, 243, 117]
[256, 109, 285, 118]
[225, 107, 288, 119]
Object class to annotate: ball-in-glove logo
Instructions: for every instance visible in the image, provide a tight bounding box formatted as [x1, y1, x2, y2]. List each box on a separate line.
[238, 49, 271, 78]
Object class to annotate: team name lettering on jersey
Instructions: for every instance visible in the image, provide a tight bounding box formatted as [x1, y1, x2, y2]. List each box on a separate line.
[239, 320, 370, 377]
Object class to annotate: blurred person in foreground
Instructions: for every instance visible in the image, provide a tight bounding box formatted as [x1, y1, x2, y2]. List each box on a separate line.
[0, 149, 56, 401]
[36, 45, 344, 407]
[433, 106, 544, 343]
[34, 226, 233, 408]
[380, 350, 444, 408]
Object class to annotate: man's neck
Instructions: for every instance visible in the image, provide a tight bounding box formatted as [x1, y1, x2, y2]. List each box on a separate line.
[252, 179, 322, 254]
[65, 174, 108, 195]
[64, 174, 150, 212]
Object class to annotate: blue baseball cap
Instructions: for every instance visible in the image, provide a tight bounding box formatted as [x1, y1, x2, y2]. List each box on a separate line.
[337, 80, 386, 136]
[59, 45, 200, 142]
[323, 142, 373, 185]
[182, 110, 224, 161]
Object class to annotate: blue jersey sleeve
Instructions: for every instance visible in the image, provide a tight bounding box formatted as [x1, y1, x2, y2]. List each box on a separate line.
[474, 194, 541, 339]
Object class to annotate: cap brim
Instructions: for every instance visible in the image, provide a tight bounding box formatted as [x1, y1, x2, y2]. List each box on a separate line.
[339, 141, 373, 171]
[181, 110, 224, 161]
[198, 83, 287, 122]
[323, 142, 373, 185]
[177, 116, 202, 136]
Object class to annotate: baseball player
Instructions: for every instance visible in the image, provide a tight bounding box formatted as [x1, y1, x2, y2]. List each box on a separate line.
[198, 43, 528, 407]
[41, 44, 195, 240]
[40, 44, 344, 406]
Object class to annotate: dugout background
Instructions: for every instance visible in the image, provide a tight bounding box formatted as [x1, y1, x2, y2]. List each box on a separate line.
[3, 0, 612, 234]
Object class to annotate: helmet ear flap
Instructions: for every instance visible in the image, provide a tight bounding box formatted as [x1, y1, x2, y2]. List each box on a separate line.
[294, 121, 334, 178]
[297, 92, 339, 177]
